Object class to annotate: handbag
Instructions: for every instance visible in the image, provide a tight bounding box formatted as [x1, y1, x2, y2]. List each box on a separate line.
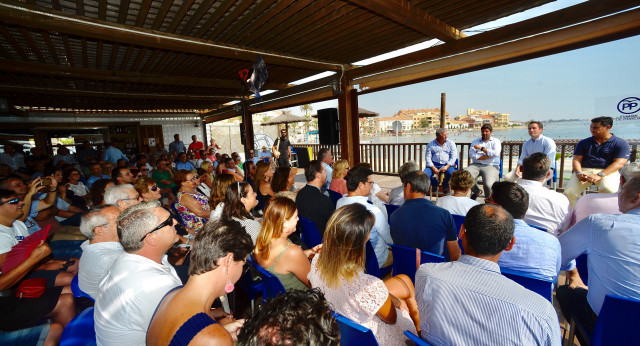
[15, 278, 47, 299]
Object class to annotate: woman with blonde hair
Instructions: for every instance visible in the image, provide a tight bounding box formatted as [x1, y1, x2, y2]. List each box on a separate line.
[200, 161, 214, 188]
[209, 174, 236, 220]
[254, 197, 321, 291]
[308, 204, 419, 344]
[435, 169, 480, 216]
[329, 160, 349, 195]
[254, 161, 274, 209]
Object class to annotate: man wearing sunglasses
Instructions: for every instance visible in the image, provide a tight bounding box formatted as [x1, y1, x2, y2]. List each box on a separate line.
[104, 184, 142, 212]
[0, 176, 58, 235]
[95, 201, 182, 345]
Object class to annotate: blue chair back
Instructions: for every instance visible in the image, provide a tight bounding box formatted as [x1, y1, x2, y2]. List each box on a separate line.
[327, 189, 342, 207]
[452, 214, 465, 255]
[388, 243, 445, 282]
[384, 204, 400, 222]
[501, 268, 554, 302]
[248, 257, 286, 301]
[499, 159, 503, 179]
[59, 307, 96, 346]
[576, 253, 588, 283]
[298, 217, 323, 248]
[364, 241, 392, 279]
[404, 330, 433, 345]
[70, 275, 94, 301]
[335, 314, 379, 346]
[527, 223, 548, 232]
[235, 259, 265, 312]
[591, 295, 640, 345]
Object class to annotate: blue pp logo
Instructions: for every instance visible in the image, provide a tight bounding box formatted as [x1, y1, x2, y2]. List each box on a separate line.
[617, 97, 640, 114]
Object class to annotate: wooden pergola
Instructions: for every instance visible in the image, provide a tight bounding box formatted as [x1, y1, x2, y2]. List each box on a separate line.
[0, 0, 639, 164]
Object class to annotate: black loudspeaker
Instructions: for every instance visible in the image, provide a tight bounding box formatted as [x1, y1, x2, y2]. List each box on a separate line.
[318, 108, 339, 145]
[296, 147, 311, 168]
[239, 123, 246, 146]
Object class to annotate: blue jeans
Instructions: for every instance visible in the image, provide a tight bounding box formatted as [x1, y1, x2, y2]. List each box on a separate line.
[425, 163, 454, 191]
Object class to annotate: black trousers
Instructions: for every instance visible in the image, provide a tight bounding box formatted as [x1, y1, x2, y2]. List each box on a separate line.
[556, 285, 597, 344]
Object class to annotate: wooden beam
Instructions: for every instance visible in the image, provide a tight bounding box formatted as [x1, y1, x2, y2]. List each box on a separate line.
[349, 0, 640, 79]
[0, 1, 342, 72]
[338, 82, 358, 166]
[348, 0, 465, 42]
[0, 85, 239, 101]
[354, 8, 640, 92]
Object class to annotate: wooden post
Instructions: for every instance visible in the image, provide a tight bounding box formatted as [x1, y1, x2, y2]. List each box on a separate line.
[242, 110, 254, 157]
[338, 76, 358, 166]
[440, 92, 446, 129]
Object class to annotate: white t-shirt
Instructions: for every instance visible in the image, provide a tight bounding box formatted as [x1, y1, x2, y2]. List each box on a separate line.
[94, 252, 181, 346]
[78, 240, 123, 300]
[210, 203, 224, 221]
[68, 182, 90, 197]
[435, 196, 480, 217]
[0, 220, 30, 255]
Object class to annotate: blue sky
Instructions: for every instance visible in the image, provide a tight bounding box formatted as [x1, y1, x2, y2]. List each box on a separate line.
[279, 1, 640, 122]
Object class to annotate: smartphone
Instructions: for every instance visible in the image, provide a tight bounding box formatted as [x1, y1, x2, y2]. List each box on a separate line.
[41, 178, 52, 186]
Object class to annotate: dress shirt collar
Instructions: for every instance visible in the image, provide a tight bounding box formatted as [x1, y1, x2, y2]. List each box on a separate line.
[305, 183, 321, 191]
[514, 219, 528, 227]
[457, 254, 501, 274]
[343, 195, 368, 203]
[627, 208, 640, 216]
[517, 179, 543, 188]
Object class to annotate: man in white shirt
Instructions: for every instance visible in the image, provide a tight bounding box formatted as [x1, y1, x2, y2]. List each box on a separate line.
[103, 184, 142, 211]
[504, 121, 556, 182]
[336, 166, 393, 268]
[466, 124, 501, 199]
[94, 201, 182, 346]
[318, 148, 334, 191]
[517, 152, 571, 235]
[77, 205, 122, 299]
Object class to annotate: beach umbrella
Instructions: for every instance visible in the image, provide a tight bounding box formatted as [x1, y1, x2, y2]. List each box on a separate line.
[311, 107, 379, 118]
[261, 110, 311, 133]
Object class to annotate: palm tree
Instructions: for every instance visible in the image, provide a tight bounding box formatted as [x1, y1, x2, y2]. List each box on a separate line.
[300, 104, 313, 141]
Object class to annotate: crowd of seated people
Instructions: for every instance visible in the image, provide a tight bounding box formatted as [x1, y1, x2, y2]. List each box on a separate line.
[1, 119, 639, 346]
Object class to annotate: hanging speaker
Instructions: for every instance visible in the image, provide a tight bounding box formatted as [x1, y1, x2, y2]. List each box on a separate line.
[318, 108, 339, 145]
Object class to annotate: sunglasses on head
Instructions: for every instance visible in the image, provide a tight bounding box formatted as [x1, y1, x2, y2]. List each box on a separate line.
[0, 197, 20, 206]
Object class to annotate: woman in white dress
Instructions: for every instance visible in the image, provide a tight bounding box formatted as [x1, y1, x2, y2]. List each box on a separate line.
[308, 203, 419, 345]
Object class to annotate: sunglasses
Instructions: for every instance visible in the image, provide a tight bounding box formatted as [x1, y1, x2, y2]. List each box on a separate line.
[0, 197, 20, 206]
[150, 185, 159, 192]
[140, 215, 174, 242]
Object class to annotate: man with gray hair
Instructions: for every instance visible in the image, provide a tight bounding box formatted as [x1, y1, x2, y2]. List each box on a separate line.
[389, 161, 419, 206]
[77, 205, 122, 299]
[424, 128, 457, 194]
[103, 184, 142, 211]
[94, 201, 181, 346]
[390, 171, 460, 260]
[517, 152, 571, 235]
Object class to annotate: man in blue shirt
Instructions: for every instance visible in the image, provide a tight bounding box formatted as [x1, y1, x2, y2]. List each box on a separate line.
[168, 134, 186, 156]
[564, 116, 630, 207]
[557, 175, 640, 343]
[318, 148, 334, 191]
[466, 124, 501, 199]
[175, 152, 195, 171]
[489, 181, 561, 281]
[424, 128, 457, 194]
[504, 121, 556, 182]
[102, 139, 128, 165]
[390, 171, 460, 261]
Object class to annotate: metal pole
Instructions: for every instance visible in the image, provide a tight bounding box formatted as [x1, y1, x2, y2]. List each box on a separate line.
[440, 92, 446, 129]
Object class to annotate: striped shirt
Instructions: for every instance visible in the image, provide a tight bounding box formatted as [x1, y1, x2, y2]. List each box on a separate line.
[415, 255, 561, 346]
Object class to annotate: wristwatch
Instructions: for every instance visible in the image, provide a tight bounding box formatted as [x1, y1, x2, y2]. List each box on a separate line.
[597, 172, 605, 177]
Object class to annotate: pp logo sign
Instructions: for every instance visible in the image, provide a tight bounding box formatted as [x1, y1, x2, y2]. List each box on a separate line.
[617, 97, 640, 114]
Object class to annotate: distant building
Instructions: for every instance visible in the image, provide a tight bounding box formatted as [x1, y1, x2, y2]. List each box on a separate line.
[375, 115, 413, 132]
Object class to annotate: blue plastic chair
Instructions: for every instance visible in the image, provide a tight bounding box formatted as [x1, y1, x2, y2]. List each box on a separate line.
[298, 217, 323, 248]
[59, 307, 96, 346]
[388, 243, 445, 282]
[335, 314, 379, 346]
[576, 253, 588, 283]
[365, 241, 392, 279]
[70, 275, 94, 301]
[501, 268, 554, 302]
[327, 189, 342, 207]
[404, 330, 433, 345]
[527, 223, 547, 232]
[235, 258, 265, 312]
[383, 204, 400, 223]
[591, 295, 640, 345]
[248, 257, 286, 302]
[452, 214, 465, 254]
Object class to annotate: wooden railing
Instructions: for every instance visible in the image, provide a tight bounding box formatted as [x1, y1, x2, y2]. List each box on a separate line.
[294, 139, 640, 190]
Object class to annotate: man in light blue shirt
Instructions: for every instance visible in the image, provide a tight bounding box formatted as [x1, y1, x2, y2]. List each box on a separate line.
[489, 181, 561, 281]
[505, 121, 556, 182]
[318, 148, 334, 191]
[424, 128, 457, 194]
[168, 134, 186, 156]
[466, 124, 501, 198]
[557, 175, 640, 342]
[415, 204, 561, 345]
[175, 152, 195, 171]
[102, 139, 128, 164]
[336, 166, 392, 268]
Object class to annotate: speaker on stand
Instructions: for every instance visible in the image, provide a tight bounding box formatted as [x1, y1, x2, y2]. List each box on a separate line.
[317, 108, 339, 145]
